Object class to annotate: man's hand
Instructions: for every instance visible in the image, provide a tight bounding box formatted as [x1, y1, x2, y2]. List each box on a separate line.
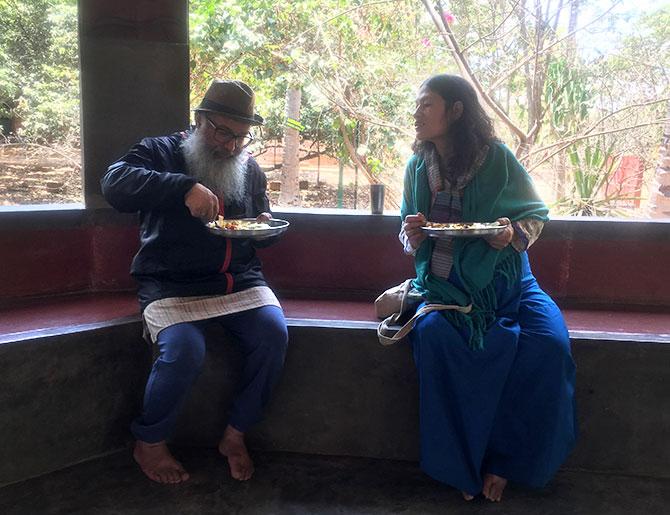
[403, 212, 427, 250]
[485, 217, 514, 250]
[256, 212, 272, 223]
[184, 183, 219, 222]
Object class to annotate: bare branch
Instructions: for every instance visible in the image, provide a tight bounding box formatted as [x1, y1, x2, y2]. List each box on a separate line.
[488, 1, 621, 93]
[286, 54, 414, 137]
[254, 151, 324, 171]
[526, 118, 670, 172]
[422, 0, 528, 142]
[461, 0, 523, 53]
[336, 106, 376, 185]
[285, 0, 406, 50]
[527, 97, 670, 158]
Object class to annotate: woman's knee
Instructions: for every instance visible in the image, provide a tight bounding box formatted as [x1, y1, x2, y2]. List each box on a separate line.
[523, 327, 572, 365]
[549, 330, 573, 365]
[411, 312, 455, 353]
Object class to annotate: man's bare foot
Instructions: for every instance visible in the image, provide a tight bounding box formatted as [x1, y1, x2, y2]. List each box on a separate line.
[482, 473, 507, 502]
[462, 491, 475, 501]
[218, 425, 254, 481]
[133, 441, 190, 484]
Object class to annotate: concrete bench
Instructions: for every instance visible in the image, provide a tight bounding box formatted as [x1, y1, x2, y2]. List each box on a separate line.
[1, 292, 669, 488]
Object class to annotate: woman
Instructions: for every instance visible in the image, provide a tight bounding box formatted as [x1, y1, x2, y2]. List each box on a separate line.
[400, 74, 577, 502]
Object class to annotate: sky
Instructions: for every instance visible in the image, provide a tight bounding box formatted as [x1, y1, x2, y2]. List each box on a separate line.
[575, 0, 667, 59]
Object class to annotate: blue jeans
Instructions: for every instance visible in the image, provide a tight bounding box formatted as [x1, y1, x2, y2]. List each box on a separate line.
[131, 305, 288, 443]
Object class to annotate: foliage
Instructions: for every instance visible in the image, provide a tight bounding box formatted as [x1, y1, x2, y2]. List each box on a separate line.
[1, 0, 668, 216]
[0, 0, 79, 143]
[544, 58, 591, 137]
[587, 6, 670, 156]
[189, 0, 432, 177]
[553, 140, 633, 217]
[0, 67, 20, 119]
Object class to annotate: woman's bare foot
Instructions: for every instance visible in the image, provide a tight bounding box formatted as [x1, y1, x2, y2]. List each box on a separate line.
[482, 473, 507, 502]
[461, 491, 475, 501]
[133, 441, 190, 484]
[218, 425, 254, 481]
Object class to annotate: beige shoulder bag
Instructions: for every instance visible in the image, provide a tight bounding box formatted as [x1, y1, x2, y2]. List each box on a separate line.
[375, 280, 472, 346]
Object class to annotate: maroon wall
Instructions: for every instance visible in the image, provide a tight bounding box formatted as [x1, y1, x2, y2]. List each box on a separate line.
[0, 209, 668, 309]
[0, 227, 92, 298]
[0, 210, 137, 302]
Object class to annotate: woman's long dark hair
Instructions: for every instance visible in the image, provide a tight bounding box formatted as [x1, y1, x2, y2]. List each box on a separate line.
[414, 74, 495, 177]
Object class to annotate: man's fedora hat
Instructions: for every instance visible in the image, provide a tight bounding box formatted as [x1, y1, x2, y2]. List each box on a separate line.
[195, 79, 264, 126]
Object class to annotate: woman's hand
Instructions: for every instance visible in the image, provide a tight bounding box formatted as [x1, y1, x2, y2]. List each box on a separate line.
[256, 212, 272, 223]
[485, 217, 514, 250]
[403, 212, 428, 250]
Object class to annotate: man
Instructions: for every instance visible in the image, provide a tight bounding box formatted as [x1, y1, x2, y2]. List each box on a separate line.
[101, 79, 288, 484]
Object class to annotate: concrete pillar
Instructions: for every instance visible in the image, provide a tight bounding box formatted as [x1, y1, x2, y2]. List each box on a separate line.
[79, 0, 189, 207]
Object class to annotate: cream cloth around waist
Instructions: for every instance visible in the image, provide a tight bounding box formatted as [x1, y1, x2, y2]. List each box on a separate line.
[143, 286, 281, 342]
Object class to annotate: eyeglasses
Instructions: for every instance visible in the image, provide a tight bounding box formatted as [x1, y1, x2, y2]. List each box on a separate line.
[205, 116, 254, 148]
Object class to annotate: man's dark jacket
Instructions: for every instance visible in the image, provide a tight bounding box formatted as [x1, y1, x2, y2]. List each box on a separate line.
[101, 130, 275, 310]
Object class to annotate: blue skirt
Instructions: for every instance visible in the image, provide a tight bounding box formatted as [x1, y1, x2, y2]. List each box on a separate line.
[410, 253, 577, 495]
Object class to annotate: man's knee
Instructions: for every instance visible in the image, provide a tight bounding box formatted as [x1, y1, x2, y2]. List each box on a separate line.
[264, 314, 289, 357]
[254, 308, 289, 361]
[158, 326, 207, 372]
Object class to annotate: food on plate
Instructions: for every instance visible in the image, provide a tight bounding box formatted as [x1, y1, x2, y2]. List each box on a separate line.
[423, 221, 503, 230]
[208, 217, 272, 231]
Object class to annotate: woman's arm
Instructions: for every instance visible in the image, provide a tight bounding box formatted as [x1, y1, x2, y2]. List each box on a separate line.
[399, 157, 427, 254]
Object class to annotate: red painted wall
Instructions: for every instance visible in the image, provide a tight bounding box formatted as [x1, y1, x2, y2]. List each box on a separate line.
[258, 229, 414, 299]
[0, 211, 668, 309]
[0, 228, 92, 298]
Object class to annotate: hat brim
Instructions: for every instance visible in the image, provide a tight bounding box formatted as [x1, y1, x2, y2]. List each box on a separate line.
[195, 107, 264, 126]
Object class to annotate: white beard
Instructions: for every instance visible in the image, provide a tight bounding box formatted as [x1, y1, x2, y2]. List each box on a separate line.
[181, 130, 248, 204]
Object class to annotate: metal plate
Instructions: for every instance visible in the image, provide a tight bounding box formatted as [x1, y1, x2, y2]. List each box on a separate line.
[420, 223, 506, 238]
[207, 218, 290, 239]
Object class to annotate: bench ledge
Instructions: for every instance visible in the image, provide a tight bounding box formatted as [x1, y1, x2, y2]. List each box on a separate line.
[1, 293, 669, 344]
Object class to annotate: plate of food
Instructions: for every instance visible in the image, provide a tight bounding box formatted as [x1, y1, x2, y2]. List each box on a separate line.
[207, 217, 290, 239]
[420, 221, 507, 238]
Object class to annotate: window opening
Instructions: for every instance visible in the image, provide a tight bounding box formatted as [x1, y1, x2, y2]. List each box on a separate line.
[187, 0, 668, 219]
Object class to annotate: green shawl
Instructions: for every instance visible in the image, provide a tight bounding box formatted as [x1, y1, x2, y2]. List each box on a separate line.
[401, 142, 549, 349]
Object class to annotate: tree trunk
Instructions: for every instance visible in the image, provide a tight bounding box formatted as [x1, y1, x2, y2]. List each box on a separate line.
[527, 0, 545, 143]
[567, 0, 580, 61]
[648, 100, 670, 218]
[279, 87, 302, 206]
[555, 0, 581, 199]
[554, 152, 568, 203]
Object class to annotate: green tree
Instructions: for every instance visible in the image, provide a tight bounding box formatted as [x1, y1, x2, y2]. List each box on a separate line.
[0, 0, 80, 143]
